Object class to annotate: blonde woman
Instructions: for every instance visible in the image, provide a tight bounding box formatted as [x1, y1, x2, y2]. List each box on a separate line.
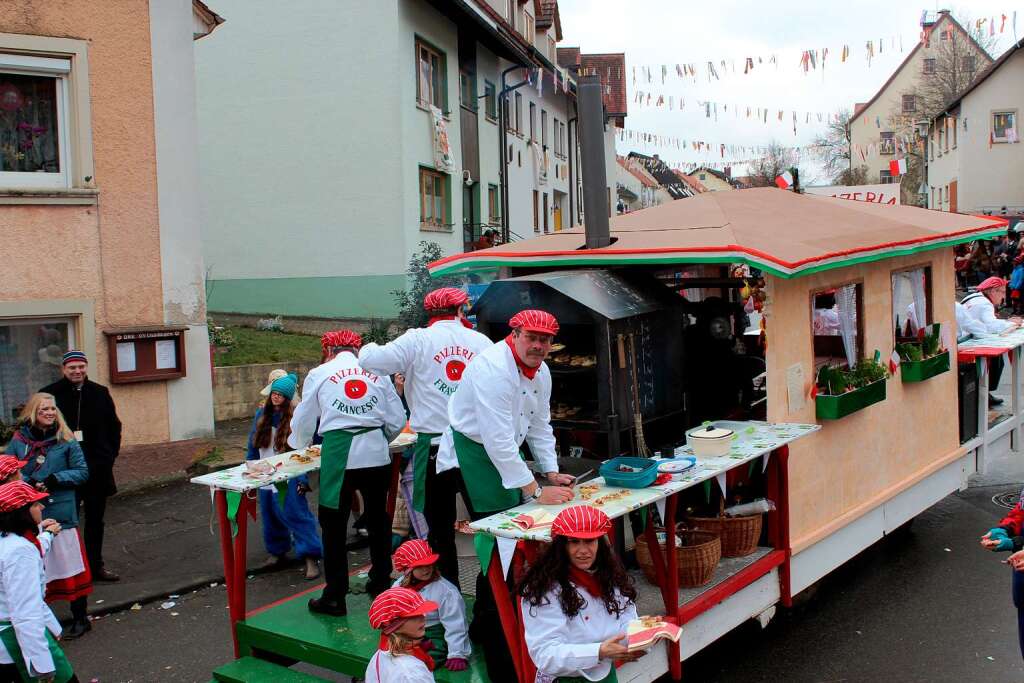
[4, 393, 91, 639]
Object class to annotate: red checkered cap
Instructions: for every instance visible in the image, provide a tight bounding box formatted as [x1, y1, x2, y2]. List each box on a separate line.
[551, 505, 612, 540]
[0, 481, 47, 513]
[423, 287, 468, 311]
[321, 329, 362, 352]
[508, 309, 559, 336]
[392, 539, 440, 572]
[368, 587, 439, 629]
[0, 457, 24, 482]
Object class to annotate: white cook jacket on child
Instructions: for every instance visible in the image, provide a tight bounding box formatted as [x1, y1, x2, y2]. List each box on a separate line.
[436, 341, 558, 486]
[0, 532, 60, 678]
[391, 576, 471, 659]
[365, 649, 434, 683]
[359, 319, 491, 437]
[288, 351, 406, 468]
[522, 584, 638, 681]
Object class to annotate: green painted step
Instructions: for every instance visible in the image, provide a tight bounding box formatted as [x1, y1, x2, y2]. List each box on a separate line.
[212, 656, 330, 682]
[237, 587, 489, 682]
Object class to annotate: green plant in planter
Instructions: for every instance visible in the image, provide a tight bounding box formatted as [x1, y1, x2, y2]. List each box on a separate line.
[816, 357, 889, 395]
[896, 342, 923, 362]
[922, 325, 941, 358]
[848, 358, 888, 388]
[816, 365, 849, 395]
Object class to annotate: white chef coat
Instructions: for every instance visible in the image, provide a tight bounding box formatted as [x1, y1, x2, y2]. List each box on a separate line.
[961, 292, 1013, 335]
[391, 576, 470, 659]
[955, 301, 989, 338]
[287, 351, 406, 469]
[522, 583, 638, 681]
[365, 649, 434, 683]
[436, 341, 558, 488]
[0, 532, 60, 678]
[360, 319, 491, 437]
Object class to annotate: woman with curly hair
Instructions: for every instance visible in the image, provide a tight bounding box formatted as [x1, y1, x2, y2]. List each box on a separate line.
[519, 505, 645, 682]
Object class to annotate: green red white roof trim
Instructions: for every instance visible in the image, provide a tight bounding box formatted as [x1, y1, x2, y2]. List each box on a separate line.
[428, 188, 1008, 279]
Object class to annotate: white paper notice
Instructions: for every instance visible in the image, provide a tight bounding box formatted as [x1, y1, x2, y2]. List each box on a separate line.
[116, 342, 136, 372]
[155, 339, 177, 370]
[786, 363, 806, 413]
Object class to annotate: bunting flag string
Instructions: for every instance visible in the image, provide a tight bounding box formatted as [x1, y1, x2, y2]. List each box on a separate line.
[630, 90, 840, 132]
[618, 127, 819, 159]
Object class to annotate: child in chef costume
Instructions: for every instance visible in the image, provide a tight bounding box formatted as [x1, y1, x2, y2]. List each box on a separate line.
[366, 587, 439, 683]
[390, 539, 470, 671]
[519, 505, 646, 683]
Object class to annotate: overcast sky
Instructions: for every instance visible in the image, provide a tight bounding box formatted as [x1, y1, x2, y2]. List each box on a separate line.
[558, 1, 1022, 183]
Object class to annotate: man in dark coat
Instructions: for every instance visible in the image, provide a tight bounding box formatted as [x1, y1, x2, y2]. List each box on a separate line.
[41, 350, 122, 582]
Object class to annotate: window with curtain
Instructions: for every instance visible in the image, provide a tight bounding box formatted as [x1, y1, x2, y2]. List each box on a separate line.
[812, 284, 862, 369]
[892, 267, 932, 341]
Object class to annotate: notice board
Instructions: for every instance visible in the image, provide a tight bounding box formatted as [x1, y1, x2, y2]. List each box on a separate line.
[104, 327, 187, 384]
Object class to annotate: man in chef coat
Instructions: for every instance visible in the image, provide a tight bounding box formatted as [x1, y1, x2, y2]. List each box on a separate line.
[962, 276, 1022, 406]
[359, 287, 491, 588]
[436, 308, 575, 681]
[289, 330, 406, 616]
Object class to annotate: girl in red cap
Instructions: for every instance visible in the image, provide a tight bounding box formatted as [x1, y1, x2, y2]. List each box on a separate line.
[0, 481, 75, 682]
[366, 586, 439, 682]
[519, 505, 644, 682]
[390, 539, 470, 670]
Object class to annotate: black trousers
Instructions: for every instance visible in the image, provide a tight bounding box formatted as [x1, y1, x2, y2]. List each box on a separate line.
[991, 355, 1006, 392]
[0, 665, 78, 683]
[317, 464, 392, 603]
[423, 449, 461, 589]
[77, 462, 115, 573]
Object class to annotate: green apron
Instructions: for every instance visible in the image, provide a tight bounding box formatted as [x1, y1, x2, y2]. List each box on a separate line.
[451, 429, 523, 515]
[422, 621, 448, 666]
[0, 621, 73, 683]
[557, 669, 617, 683]
[412, 432, 441, 513]
[319, 426, 383, 510]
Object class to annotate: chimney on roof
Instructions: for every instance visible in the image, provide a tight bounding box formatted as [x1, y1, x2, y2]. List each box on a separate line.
[578, 74, 611, 250]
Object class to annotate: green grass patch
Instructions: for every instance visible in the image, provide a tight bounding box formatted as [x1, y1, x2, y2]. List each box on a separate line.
[214, 326, 322, 367]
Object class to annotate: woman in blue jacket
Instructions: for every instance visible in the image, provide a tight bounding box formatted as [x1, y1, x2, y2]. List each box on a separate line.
[247, 374, 322, 579]
[5, 393, 91, 640]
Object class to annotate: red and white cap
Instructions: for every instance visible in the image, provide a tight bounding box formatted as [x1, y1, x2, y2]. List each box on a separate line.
[508, 309, 559, 336]
[392, 539, 439, 572]
[0, 457, 24, 482]
[321, 330, 363, 352]
[977, 276, 1009, 292]
[550, 505, 612, 540]
[368, 587, 438, 630]
[423, 287, 468, 311]
[0, 481, 47, 513]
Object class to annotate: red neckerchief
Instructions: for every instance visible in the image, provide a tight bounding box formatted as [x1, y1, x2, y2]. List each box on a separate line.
[376, 635, 436, 671]
[505, 335, 539, 380]
[23, 530, 42, 557]
[13, 430, 51, 465]
[428, 315, 474, 329]
[404, 571, 439, 591]
[568, 566, 603, 598]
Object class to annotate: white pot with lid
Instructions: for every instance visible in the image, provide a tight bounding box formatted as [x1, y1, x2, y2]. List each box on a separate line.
[686, 425, 735, 457]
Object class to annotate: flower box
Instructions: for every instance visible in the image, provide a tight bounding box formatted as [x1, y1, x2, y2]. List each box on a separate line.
[900, 352, 950, 383]
[815, 378, 887, 420]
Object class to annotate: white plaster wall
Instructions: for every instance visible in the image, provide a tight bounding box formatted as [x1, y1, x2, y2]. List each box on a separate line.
[195, 0, 406, 281]
[149, 0, 214, 439]
[614, 161, 642, 210]
[926, 113, 958, 210]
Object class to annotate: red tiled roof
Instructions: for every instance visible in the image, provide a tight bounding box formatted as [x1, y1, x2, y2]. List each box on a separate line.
[580, 53, 627, 117]
[556, 46, 580, 69]
[535, 0, 562, 41]
[674, 170, 706, 193]
[618, 156, 657, 188]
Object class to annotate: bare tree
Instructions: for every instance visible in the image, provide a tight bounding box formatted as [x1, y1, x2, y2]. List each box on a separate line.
[812, 108, 853, 182]
[746, 141, 799, 188]
[835, 165, 870, 186]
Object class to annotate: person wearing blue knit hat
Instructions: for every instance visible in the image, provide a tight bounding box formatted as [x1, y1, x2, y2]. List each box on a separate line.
[246, 372, 323, 579]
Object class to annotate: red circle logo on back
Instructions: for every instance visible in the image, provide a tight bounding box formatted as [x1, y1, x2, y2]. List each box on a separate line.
[344, 379, 367, 399]
[445, 360, 466, 382]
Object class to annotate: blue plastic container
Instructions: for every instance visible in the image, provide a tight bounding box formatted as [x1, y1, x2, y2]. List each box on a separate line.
[599, 457, 659, 488]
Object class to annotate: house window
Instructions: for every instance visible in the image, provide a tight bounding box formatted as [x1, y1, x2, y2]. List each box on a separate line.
[416, 40, 446, 111]
[419, 167, 449, 230]
[937, 126, 944, 155]
[892, 267, 932, 341]
[488, 184, 500, 224]
[699, 173, 706, 180]
[512, 92, 522, 134]
[812, 283, 863, 369]
[0, 54, 72, 189]
[0, 317, 75, 420]
[952, 117, 958, 147]
[879, 131, 895, 155]
[483, 81, 497, 121]
[944, 185, 949, 208]
[552, 117, 561, 155]
[879, 169, 894, 184]
[962, 56, 976, 72]
[547, 35, 556, 61]
[505, 0, 517, 31]
[943, 121, 950, 152]
[529, 102, 536, 142]
[541, 109, 548, 147]
[922, 58, 936, 75]
[459, 70, 476, 111]
[524, 13, 536, 45]
[543, 192, 549, 233]
[993, 111, 1018, 143]
[902, 94, 916, 113]
[533, 190, 539, 231]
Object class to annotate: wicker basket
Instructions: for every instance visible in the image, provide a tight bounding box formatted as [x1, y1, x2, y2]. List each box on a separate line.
[635, 528, 721, 588]
[689, 501, 763, 558]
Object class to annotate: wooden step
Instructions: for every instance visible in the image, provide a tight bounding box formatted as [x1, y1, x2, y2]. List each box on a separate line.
[212, 656, 330, 682]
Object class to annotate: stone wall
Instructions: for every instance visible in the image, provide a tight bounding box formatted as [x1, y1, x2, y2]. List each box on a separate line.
[213, 361, 317, 421]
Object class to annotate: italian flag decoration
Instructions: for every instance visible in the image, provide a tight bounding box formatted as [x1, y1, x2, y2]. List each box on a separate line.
[889, 157, 907, 176]
[889, 349, 901, 374]
[775, 171, 794, 189]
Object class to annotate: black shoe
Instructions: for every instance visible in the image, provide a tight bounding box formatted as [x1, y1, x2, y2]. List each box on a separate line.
[63, 618, 91, 640]
[990, 393, 1005, 406]
[308, 597, 347, 616]
[93, 567, 120, 582]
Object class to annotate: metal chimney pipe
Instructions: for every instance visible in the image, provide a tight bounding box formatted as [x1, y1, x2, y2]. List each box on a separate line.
[578, 74, 611, 249]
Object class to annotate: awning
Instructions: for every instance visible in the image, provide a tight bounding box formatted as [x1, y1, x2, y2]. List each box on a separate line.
[429, 187, 1007, 279]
